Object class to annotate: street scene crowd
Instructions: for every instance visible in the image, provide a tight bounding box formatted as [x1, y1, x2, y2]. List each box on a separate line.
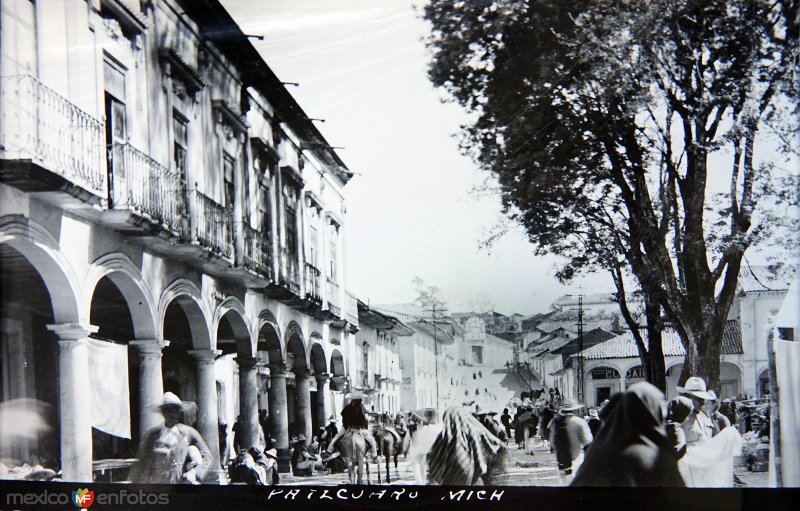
[118, 373, 768, 487]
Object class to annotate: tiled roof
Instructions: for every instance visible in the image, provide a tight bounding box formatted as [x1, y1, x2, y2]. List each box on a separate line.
[534, 337, 573, 357]
[574, 321, 743, 360]
[738, 265, 796, 293]
[550, 328, 617, 355]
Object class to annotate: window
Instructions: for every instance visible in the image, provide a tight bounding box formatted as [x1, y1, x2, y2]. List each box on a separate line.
[105, 93, 126, 206]
[223, 154, 235, 208]
[309, 226, 319, 267]
[258, 184, 271, 234]
[285, 202, 298, 256]
[173, 113, 188, 184]
[104, 58, 127, 206]
[329, 241, 337, 281]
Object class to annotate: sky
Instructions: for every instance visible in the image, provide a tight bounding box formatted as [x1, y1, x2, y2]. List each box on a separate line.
[221, 0, 613, 316]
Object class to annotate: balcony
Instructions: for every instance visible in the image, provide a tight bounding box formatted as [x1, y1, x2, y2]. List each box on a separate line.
[326, 278, 341, 318]
[264, 247, 301, 301]
[304, 262, 322, 304]
[190, 190, 233, 260]
[238, 223, 273, 283]
[0, 74, 106, 205]
[102, 143, 184, 235]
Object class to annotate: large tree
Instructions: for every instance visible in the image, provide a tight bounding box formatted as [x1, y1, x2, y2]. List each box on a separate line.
[424, 0, 799, 391]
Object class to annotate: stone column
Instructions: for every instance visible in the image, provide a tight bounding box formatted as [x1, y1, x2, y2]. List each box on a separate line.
[314, 372, 332, 430]
[47, 323, 98, 482]
[188, 349, 223, 483]
[237, 356, 260, 450]
[130, 339, 169, 435]
[294, 368, 313, 442]
[268, 364, 291, 472]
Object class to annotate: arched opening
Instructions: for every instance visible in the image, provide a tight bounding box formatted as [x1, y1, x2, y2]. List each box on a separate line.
[309, 340, 327, 433]
[624, 365, 645, 388]
[330, 349, 346, 418]
[257, 319, 283, 411]
[0, 244, 61, 469]
[720, 362, 742, 400]
[285, 329, 307, 440]
[757, 368, 770, 398]
[215, 307, 251, 463]
[256, 317, 284, 465]
[161, 297, 209, 427]
[89, 276, 137, 460]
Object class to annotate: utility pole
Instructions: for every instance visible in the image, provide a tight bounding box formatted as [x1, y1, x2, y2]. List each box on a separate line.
[576, 294, 585, 403]
[432, 303, 440, 412]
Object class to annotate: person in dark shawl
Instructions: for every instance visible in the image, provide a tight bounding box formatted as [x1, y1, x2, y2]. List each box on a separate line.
[428, 406, 508, 485]
[571, 382, 686, 487]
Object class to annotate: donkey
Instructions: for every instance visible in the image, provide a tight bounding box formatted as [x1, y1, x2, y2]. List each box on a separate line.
[338, 430, 370, 484]
[374, 428, 403, 484]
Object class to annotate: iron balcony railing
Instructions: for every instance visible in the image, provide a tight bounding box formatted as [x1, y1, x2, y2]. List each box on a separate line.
[241, 223, 272, 279]
[1, 74, 106, 197]
[111, 143, 183, 232]
[326, 278, 341, 317]
[304, 262, 322, 303]
[191, 191, 233, 258]
[279, 246, 301, 294]
[344, 291, 359, 327]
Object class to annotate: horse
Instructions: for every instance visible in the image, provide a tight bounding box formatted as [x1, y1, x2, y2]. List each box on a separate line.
[338, 429, 370, 484]
[374, 428, 403, 484]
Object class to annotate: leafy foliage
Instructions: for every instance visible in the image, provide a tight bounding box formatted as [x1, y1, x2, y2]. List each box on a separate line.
[424, 0, 799, 389]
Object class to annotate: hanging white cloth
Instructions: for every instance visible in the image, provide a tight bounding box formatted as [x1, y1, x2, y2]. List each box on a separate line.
[678, 426, 742, 487]
[87, 338, 131, 439]
[772, 339, 800, 486]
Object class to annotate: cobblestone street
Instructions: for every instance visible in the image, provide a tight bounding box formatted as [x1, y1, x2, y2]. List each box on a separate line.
[280, 441, 769, 487]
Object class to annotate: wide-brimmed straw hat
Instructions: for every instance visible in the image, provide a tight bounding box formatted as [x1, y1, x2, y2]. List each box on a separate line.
[473, 406, 489, 416]
[559, 397, 583, 412]
[156, 392, 189, 411]
[328, 416, 337, 423]
[677, 377, 714, 400]
[264, 448, 278, 459]
[292, 434, 308, 444]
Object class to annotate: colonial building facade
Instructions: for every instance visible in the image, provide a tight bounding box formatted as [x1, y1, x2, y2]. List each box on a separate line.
[353, 301, 413, 418]
[553, 266, 797, 406]
[1, 0, 357, 481]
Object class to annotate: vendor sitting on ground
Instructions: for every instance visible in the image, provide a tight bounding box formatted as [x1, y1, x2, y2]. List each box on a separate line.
[291, 435, 324, 477]
[325, 395, 377, 459]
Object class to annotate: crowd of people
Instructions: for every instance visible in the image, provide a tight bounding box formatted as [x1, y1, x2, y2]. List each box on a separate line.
[127, 372, 750, 487]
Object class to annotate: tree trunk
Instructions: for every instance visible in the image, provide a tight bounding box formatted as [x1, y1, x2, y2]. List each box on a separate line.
[644, 297, 667, 392]
[678, 333, 700, 387]
[648, 328, 667, 392]
[698, 317, 725, 395]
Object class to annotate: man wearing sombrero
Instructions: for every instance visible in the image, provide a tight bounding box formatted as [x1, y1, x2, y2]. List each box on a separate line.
[548, 397, 592, 485]
[130, 392, 212, 484]
[677, 376, 715, 446]
[325, 393, 377, 459]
